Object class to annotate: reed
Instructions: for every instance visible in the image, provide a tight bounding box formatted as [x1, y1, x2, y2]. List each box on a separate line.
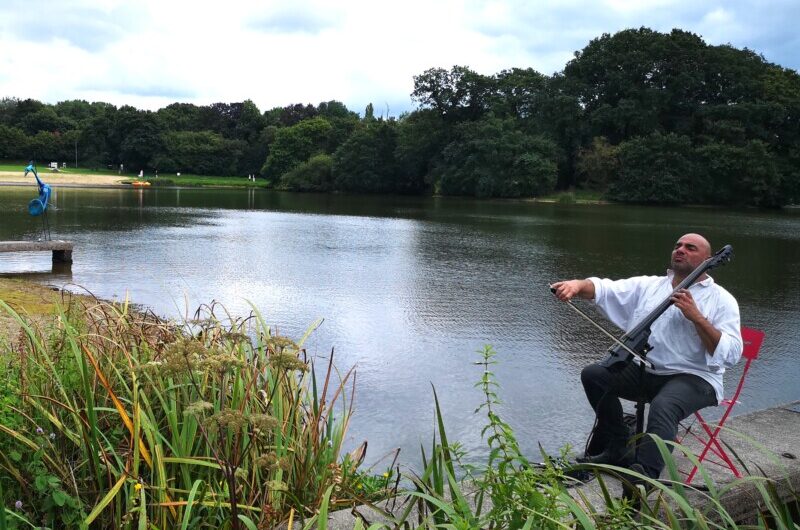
[0, 297, 360, 529]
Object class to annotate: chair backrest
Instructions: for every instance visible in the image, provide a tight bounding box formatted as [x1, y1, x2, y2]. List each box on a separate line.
[741, 326, 765, 361]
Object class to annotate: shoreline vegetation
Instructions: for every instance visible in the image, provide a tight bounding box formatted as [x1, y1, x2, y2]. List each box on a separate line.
[0, 165, 610, 204]
[1, 281, 798, 528]
[1, 27, 799, 208]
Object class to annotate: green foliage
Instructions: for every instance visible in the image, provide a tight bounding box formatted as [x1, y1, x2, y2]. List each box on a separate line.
[394, 110, 445, 194]
[332, 121, 402, 193]
[609, 133, 696, 204]
[434, 116, 558, 198]
[695, 140, 782, 206]
[156, 130, 244, 175]
[575, 136, 619, 190]
[0, 125, 27, 159]
[261, 117, 332, 179]
[412, 66, 493, 122]
[280, 153, 334, 192]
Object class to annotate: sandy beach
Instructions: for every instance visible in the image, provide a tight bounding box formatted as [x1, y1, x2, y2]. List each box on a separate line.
[0, 170, 128, 187]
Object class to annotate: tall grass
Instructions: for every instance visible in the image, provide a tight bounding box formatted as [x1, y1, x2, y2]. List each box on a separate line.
[0, 297, 363, 529]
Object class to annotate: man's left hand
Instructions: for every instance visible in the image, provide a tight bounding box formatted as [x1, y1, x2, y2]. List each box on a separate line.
[671, 289, 703, 323]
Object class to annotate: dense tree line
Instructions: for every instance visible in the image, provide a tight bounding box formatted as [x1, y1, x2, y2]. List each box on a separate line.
[1, 27, 799, 206]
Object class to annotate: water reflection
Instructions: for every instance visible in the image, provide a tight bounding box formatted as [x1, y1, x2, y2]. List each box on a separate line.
[0, 186, 798, 466]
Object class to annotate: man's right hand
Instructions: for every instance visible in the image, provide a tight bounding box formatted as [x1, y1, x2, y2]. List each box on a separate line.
[550, 279, 594, 301]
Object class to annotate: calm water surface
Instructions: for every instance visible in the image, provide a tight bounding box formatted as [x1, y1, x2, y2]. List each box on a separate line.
[1, 186, 798, 467]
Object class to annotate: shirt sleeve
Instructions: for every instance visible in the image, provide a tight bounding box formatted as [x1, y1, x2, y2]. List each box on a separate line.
[588, 276, 651, 331]
[706, 289, 743, 370]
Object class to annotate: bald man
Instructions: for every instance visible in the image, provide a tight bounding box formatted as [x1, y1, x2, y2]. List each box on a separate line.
[551, 234, 743, 487]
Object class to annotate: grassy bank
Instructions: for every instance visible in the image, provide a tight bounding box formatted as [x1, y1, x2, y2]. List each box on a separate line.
[0, 161, 271, 189]
[0, 278, 78, 339]
[131, 174, 272, 188]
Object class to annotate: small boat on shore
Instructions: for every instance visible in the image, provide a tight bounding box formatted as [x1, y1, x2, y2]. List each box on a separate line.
[131, 181, 151, 187]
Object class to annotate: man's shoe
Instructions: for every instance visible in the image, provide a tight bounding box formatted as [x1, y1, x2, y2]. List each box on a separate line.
[576, 443, 633, 467]
[621, 463, 649, 505]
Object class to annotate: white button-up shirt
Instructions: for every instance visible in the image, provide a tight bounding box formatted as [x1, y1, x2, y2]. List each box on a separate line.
[588, 271, 743, 403]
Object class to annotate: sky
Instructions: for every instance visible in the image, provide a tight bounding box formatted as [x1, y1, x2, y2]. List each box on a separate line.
[0, 0, 797, 116]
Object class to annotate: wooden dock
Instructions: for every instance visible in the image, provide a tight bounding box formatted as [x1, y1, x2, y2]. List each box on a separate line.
[0, 240, 73, 263]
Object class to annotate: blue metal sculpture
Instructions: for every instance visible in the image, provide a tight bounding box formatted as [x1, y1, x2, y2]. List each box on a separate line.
[25, 162, 52, 240]
[25, 163, 51, 216]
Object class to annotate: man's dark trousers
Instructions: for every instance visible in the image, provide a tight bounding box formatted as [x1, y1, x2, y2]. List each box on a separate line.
[581, 360, 717, 479]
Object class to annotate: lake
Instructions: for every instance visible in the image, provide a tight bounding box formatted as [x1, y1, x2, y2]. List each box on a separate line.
[1, 185, 798, 468]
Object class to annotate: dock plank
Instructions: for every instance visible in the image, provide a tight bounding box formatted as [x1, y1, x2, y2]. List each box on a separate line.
[0, 240, 74, 263]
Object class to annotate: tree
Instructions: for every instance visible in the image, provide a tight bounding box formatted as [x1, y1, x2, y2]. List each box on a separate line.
[609, 133, 695, 204]
[157, 103, 202, 131]
[490, 68, 548, 119]
[412, 66, 493, 122]
[21, 107, 71, 135]
[332, 121, 400, 193]
[0, 125, 28, 159]
[394, 109, 445, 194]
[434, 116, 558, 198]
[280, 153, 333, 192]
[232, 100, 266, 174]
[695, 140, 781, 207]
[114, 106, 164, 170]
[363, 103, 375, 122]
[261, 117, 332, 179]
[575, 136, 619, 190]
[157, 131, 243, 175]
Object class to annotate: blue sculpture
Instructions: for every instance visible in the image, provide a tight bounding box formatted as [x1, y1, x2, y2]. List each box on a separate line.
[25, 163, 51, 216]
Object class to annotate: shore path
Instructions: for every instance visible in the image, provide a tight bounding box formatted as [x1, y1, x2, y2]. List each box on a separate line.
[0, 171, 127, 186]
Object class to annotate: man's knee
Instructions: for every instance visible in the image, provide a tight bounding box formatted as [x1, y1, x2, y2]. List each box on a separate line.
[581, 363, 608, 388]
[647, 394, 685, 433]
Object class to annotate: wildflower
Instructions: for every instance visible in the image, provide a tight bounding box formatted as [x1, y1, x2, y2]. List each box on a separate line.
[266, 480, 288, 492]
[269, 352, 308, 372]
[267, 336, 298, 353]
[382, 472, 390, 478]
[250, 414, 278, 432]
[14, 500, 22, 510]
[35, 427, 44, 435]
[203, 409, 247, 434]
[134, 483, 142, 491]
[184, 401, 214, 417]
[49, 433, 56, 440]
[255, 453, 278, 470]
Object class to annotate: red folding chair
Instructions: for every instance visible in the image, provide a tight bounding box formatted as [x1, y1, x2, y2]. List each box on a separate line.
[681, 326, 765, 484]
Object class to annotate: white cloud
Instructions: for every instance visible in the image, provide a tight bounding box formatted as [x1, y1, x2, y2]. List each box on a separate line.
[0, 0, 796, 115]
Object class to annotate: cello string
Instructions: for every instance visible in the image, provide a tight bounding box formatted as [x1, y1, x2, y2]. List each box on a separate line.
[561, 299, 653, 369]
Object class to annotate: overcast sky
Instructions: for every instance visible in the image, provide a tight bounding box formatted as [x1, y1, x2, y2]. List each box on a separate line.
[0, 0, 796, 116]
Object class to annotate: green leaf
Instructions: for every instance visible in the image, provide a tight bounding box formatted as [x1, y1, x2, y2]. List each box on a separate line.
[52, 489, 68, 507]
[34, 475, 49, 492]
[84, 474, 126, 526]
[181, 480, 203, 530]
[9, 451, 21, 462]
[237, 515, 259, 530]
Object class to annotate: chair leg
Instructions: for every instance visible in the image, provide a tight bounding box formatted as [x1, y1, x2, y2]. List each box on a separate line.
[685, 412, 741, 484]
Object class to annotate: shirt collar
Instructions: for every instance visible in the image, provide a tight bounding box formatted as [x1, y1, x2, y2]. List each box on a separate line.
[666, 269, 715, 287]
